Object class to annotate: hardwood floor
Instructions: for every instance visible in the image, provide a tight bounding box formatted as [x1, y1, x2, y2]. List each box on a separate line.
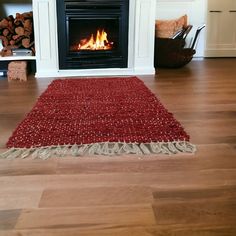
[0, 58, 236, 235]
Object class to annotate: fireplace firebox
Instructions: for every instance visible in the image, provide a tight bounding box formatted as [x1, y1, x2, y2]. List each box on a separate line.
[57, 0, 129, 69]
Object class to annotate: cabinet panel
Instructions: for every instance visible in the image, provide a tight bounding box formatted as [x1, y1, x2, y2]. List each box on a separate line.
[208, 0, 226, 10]
[205, 0, 236, 57]
[206, 12, 222, 47]
[230, 0, 236, 10]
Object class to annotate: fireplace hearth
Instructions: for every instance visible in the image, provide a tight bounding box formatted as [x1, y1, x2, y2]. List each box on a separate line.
[57, 0, 129, 69]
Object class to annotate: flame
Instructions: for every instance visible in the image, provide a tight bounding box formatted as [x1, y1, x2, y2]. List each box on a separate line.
[78, 29, 113, 50]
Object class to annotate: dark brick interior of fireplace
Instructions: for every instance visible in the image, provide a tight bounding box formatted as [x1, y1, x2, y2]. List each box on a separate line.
[57, 0, 129, 69]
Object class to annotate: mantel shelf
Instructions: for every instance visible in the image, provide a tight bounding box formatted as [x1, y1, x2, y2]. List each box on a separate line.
[0, 56, 36, 61]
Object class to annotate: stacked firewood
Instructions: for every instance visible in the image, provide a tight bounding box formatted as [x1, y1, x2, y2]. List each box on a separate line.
[0, 11, 34, 56]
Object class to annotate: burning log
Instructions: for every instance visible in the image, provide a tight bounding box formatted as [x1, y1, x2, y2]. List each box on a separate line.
[0, 11, 34, 56]
[78, 29, 113, 51]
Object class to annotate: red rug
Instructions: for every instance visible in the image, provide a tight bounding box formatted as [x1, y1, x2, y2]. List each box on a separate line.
[2, 77, 196, 159]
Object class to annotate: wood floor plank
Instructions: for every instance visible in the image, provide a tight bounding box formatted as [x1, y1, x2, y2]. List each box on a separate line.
[153, 199, 236, 226]
[2, 226, 236, 236]
[1, 169, 236, 192]
[0, 227, 166, 236]
[148, 225, 236, 236]
[152, 185, 236, 226]
[0, 227, 154, 236]
[0, 189, 43, 210]
[15, 205, 156, 230]
[152, 185, 236, 200]
[0, 159, 58, 176]
[39, 186, 153, 208]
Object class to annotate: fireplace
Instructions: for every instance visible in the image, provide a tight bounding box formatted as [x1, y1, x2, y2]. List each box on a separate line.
[32, 0, 156, 77]
[57, 0, 129, 69]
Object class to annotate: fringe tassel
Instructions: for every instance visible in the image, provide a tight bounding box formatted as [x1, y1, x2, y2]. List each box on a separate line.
[0, 141, 196, 159]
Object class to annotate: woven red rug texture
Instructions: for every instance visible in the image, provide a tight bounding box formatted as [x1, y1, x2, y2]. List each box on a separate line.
[7, 77, 190, 149]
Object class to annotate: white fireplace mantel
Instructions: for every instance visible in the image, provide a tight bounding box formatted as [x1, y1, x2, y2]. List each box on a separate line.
[32, 0, 156, 77]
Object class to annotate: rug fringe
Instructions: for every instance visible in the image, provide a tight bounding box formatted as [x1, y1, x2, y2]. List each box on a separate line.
[0, 141, 196, 159]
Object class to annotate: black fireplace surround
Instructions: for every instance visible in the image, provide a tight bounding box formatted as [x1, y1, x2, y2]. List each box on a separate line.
[57, 0, 129, 69]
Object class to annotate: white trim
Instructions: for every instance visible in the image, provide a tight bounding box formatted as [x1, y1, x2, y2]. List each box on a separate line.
[35, 67, 155, 78]
[0, 56, 36, 61]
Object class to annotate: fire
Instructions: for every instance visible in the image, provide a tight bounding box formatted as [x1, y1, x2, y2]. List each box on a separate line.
[78, 29, 113, 50]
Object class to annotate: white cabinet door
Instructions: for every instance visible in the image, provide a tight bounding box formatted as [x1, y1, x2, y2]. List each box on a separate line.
[205, 0, 236, 57]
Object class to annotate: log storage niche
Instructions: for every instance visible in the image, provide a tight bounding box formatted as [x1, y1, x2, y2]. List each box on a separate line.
[0, 11, 34, 57]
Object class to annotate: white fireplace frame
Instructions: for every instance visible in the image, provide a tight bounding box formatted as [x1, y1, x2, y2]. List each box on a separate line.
[32, 0, 156, 77]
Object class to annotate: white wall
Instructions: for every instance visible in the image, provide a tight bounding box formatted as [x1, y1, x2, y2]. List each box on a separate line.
[155, 0, 206, 57]
[0, 0, 32, 18]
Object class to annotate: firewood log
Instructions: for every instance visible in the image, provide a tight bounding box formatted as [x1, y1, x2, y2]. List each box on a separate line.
[23, 19, 32, 34]
[0, 16, 13, 29]
[0, 19, 9, 29]
[0, 36, 9, 47]
[12, 34, 22, 40]
[10, 36, 24, 46]
[3, 29, 9, 36]
[14, 36, 24, 45]
[14, 12, 33, 25]
[15, 27, 25, 36]
[22, 38, 34, 48]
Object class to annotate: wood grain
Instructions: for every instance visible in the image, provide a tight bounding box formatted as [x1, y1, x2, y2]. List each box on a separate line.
[0, 58, 236, 235]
